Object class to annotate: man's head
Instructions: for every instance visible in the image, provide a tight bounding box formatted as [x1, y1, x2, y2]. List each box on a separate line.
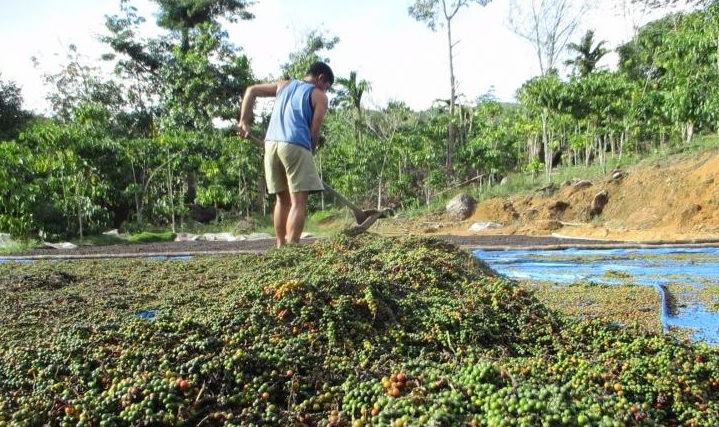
[306, 61, 334, 92]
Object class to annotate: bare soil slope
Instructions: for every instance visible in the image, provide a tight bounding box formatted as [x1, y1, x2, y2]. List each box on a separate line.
[386, 147, 719, 243]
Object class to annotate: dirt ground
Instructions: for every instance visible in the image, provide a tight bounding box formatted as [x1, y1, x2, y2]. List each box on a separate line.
[384, 146, 719, 244]
[7, 146, 719, 259]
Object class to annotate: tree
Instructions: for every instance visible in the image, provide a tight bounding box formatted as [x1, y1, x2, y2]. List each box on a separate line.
[332, 71, 371, 145]
[0, 141, 40, 236]
[158, 23, 253, 131]
[616, 13, 676, 81]
[152, 0, 254, 52]
[38, 45, 124, 124]
[333, 71, 371, 115]
[617, 7, 719, 144]
[565, 30, 609, 77]
[280, 30, 339, 80]
[517, 72, 566, 180]
[102, 0, 254, 132]
[363, 102, 418, 209]
[0, 76, 29, 141]
[459, 96, 521, 184]
[97, 0, 257, 230]
[100, 0, 165, 135]
[102, 1, 164, 76]
[628, 0, 712, 11]
[651, 8, 719, 142]
[507, 0, 589, 76]
[408, 0, 492, 119]
[564, 71, 637, 167]
[409, 0, 493, 174]
[19, 120, 111, 239]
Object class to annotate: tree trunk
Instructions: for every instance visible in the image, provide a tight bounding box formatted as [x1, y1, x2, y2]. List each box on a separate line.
[527, 135, 539, 164]
[75, 181, 83, 240]
[377, 178, 383, 211]
[447, 19, 456, 118]
[585, 137, 592, 167]
[446, 14, 457, 172]
[131, 164, 144, 225]
[377, 154, 387, 210]
[166, 148, 176, 233]
[257, 178, 266, 216]
[685, 121, 694, 144]
[542, 108, 551, 182]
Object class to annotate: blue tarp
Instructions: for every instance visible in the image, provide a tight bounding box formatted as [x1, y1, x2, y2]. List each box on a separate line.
[136, 309, 158, 321]
[473, 246, 719, 346]
[0, 258, 31, 263]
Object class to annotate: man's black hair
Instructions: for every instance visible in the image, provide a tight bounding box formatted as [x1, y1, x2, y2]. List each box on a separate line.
[307, 61, 334, 85]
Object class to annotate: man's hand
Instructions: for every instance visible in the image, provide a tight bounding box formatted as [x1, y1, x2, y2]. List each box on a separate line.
[236, 120, 251, 139]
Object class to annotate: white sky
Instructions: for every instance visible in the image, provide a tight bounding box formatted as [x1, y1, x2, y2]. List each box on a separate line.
[0, 0, 653, 114]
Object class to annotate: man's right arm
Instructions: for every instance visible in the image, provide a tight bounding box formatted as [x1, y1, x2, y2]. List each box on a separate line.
[237, 82, 284, 138]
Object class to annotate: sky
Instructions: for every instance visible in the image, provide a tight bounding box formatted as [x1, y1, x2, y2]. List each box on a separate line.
[0, 0, 654, 114]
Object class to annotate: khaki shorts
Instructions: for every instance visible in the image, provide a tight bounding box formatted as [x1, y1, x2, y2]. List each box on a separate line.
[264, 141, 324, 194]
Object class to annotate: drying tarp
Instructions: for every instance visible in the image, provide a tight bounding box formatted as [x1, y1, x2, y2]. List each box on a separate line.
[473, 246, 719, 345]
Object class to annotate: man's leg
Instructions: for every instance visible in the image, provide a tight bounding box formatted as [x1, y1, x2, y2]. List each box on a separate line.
[274, 191, 291, 247]
[287, 191, 309, 244]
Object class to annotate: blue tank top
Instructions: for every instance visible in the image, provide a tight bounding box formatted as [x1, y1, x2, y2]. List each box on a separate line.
[265, 80, 314, 151]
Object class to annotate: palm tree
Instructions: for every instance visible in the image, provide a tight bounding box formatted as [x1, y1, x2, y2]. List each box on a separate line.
[565, 30, 609, 77]
[333, 71, 372, 143]
[333, 71, 371, 116]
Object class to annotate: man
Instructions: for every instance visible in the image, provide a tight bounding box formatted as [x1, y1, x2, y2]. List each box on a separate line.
[236, 61, 334, 248]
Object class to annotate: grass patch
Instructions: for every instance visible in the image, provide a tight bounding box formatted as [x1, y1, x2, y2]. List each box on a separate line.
[304, 208, 348, 235]
[126, 230, 176, 243]
[0, 239, 44, 255]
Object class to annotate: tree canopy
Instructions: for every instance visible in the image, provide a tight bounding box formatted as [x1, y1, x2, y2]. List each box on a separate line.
[0, 76, 28, 141]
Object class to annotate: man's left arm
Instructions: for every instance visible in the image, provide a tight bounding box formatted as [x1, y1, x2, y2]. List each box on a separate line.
[309, 88, 329, 152]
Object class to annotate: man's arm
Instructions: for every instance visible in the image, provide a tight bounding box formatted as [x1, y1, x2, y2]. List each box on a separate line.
[236, 82, 285, 138]
[309, 88, 329, 152]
